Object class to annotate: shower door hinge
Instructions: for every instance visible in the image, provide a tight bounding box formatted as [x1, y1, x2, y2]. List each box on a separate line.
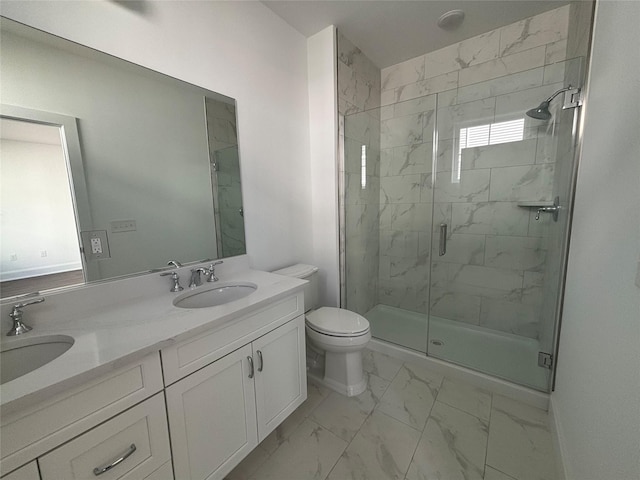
[562, 87, 582, 110]
[538, 352, 554, 369]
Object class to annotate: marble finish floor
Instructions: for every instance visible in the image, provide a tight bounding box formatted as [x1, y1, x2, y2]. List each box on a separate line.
[226, 349, 557, 480]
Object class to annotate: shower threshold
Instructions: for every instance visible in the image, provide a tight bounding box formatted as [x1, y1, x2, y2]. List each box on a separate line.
[365, 304, 549, 392]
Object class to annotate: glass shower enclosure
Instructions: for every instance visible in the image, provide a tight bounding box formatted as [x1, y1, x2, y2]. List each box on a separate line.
[340, 3, 593, 392]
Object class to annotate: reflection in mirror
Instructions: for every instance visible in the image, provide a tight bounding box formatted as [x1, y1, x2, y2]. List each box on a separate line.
[0, 18, 246, 299]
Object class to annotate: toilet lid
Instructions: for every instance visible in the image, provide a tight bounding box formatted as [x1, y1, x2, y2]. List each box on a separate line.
[306, 307, 370, 337]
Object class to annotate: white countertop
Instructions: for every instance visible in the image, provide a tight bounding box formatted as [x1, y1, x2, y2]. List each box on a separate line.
[0, 260, 306, 415]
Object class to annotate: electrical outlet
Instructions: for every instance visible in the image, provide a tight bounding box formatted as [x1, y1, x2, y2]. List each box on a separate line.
[90, 237, 103, 254]
[110, 219, 137, 233]
[10, 254, 17, 261]
[81, 230, 111, 261]
[41, 250, 48, 257]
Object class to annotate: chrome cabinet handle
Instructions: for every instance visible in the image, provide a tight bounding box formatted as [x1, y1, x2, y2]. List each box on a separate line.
[439, 223, 447, 256]
[257, 350, 263, 372]
[247, 356, 254, 378]
[93, 443, 136, 476]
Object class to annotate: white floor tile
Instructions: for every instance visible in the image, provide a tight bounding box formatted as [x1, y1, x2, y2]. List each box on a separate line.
[486, 395, 557, 480]
[376, 363, 441, 430]
[250, 419, 347, 480]
[363, 349, 404, 381]
[484, 466, 518, 480]
[327, 411, 421, 480]
[436, 377, 492, 421]
[405, 401, 488, 480]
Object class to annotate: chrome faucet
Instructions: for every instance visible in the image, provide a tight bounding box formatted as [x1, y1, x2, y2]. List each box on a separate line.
[160, 271, 184, 292]
[205, 261, 224, 282]
[189, 268, 208, 288]
[7, 297, 45, 336]
[167, 260, 183, 268]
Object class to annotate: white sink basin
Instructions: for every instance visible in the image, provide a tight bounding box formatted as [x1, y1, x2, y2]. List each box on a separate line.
[0, 335, 74, 385]
[174, 282, 258, 309]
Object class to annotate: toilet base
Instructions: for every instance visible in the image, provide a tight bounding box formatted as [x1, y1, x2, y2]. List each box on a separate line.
[306, 370, 367, 397]
[306, 343, 368, 397]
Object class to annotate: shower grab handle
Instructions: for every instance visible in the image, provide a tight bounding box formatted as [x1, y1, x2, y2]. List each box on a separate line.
[439, 223, 447, 256]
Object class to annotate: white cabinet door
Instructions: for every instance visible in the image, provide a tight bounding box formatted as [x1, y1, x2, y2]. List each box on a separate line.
[1, 462, 39, 480]
[165, 344, 258, 480]
[253, 315, 306, 442]
[39, 393, 171, 480]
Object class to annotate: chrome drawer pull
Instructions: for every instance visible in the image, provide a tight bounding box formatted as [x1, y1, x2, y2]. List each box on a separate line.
[247, 356, 254, 378]
[93, 443, 137, 476]
[257, 350, 264, 372]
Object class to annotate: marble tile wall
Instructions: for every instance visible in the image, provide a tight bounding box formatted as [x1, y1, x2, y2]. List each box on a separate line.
[379, 5, 575, 339]
[338, 31, 382, 315]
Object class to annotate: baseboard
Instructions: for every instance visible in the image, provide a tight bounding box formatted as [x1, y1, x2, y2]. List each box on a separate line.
[368, 338, 549, 410]
[548, 396, 570, 480]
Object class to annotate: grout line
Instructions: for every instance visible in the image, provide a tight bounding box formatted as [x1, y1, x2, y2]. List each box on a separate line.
[483, 390, 494, 478]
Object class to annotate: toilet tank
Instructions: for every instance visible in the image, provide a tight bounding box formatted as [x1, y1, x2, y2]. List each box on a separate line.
[272, 264, 319, 312]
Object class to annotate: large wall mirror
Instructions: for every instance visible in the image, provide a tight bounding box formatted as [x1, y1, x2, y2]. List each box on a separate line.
[0, 17, 246, 299]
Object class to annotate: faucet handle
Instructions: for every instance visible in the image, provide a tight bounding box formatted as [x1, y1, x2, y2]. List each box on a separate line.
[160, 271, 184, 292]
[7, 297, 44, 336]
[206, 261, 223, 282]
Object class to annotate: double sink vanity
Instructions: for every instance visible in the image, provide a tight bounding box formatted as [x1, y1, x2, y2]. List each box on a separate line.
[0, 256, 308, 480]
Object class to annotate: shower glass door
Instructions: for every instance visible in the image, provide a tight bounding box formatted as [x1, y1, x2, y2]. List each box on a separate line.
[427, 70, 583, 390]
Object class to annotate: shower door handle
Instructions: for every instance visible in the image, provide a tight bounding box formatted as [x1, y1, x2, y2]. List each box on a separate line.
[439, 223, 447, 256]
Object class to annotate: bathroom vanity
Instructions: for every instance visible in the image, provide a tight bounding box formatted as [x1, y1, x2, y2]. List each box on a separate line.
[0, 257, 307, 480]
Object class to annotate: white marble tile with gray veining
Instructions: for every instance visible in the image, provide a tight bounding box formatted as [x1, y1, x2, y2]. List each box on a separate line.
[544, 39, 568, 65]
[458, 46, 546, 87]
[446, 263, 524, 292]
[380, 230, 420, 258]
[451, 201, 530, 236]
[378, 279, 429, 315]
[484, 235, 546, 271]
[382, 142, 432, 177]
[425, 30, 500, 78]
[381, 55, 425, 91]
[430, 263, 523, 303]
[433, 169, 490, 203]
[489, 164, 555, 202]
[461, 138, 537, 170]
[310, 373, 389, 442]
[376, 362, 442, 430]
[249, 419, 347, 480]
[327, 411, 421, 480]
[395, 71, 459, 103]
[345, 109, 380, 144]
[380, 174, 422, 204]
[392, 94, 436, 118]
[381, 114, 424, 148]
[543, 62, 566, 85]
[499, 5, 570, 57]
[479, 298, 540, 338]
[388, 255, 430, 286]
[431, 233, 486, 266]
[345, 204, 379, 240]
[494, 82, 563, 117]
[362, 349, 404, 381]
[405, 401, 489, 480]
[384, 203, 432, 232]
[487, 395, 557, 480]
[226, 442, 271, 480]
[337, 31, 381, 90]
[522, 271, 544, 306]
[429, 288, 482, 325]
[436, 378, 492, 421]
[456, 67, 544, 104]
[484, 466, 518, 480]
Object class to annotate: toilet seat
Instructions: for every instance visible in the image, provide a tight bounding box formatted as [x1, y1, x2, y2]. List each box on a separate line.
[306, 307, 370, 337]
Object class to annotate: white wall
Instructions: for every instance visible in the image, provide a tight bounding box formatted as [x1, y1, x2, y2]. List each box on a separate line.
[0, 0, 313, 272]
[0, 139, 82, 280]
[307, 26, 339, 306]
[550, 1, 640, 479]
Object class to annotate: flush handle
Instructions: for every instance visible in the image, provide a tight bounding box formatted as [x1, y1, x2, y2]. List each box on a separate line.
[439, 223, 447, 256]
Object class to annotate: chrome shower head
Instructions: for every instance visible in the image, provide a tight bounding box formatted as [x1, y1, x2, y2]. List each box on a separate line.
[525, 86, 580, 120]
[526, 100, 552, 120]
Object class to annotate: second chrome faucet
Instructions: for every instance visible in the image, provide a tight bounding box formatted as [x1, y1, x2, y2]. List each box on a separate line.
[189, 261, 224, 288]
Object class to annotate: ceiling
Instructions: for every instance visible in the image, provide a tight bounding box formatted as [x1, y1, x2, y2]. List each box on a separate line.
[262, 0, 570, 68]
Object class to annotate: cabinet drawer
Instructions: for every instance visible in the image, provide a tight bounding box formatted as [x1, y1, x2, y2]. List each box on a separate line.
[162, 292, 303, 384]
[0, 461, 39, 480]
[39, 393, 171, 480]
[1, 353, 163, 473]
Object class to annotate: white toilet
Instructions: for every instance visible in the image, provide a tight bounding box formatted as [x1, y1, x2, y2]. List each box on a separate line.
[273, 264, 371, 397]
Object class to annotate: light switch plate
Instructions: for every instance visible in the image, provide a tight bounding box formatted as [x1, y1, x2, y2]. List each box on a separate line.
[81, 230, 111, 261]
